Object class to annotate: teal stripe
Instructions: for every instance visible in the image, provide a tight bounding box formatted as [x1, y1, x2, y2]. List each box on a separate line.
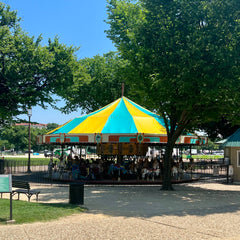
[146, 137, 160, 143]
[50, 137, 58, 143]
[190, 139, 198, 144]
[101, 98, 138, 133]
[124, 97, 166, 127]
[52, 100, 117, 134]
[53, 117, 87, 134]
[67, 137, 80, 142]
[49, 136, 79, 143]
[119, 137, 134, 142]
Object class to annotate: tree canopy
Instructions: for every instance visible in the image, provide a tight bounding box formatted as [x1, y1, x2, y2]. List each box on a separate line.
[59, 52, 139, 114]
[106, 0, 240, 189]
[0, 123, 59, 152]
[0, 3, 84, 125]
[0, 125, 46, 152]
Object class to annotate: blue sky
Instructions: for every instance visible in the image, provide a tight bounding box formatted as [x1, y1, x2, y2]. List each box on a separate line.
[3, 0, 115, 124]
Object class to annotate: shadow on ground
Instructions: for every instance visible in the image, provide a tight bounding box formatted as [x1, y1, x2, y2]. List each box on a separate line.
[79, 184, 240, 218]
[21, 181, 240, 219]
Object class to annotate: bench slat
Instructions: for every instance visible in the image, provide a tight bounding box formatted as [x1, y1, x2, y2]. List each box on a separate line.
[12, 181, 30, 190]
[11, 180, 40, 202]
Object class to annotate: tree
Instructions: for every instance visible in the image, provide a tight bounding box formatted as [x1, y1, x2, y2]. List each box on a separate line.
[0, 139, 13, 152]
[0, 125, 47, 152]
[199, 117, 240, 141]
[47, 123, 59, 131]
[106, 0, 240, 189]
[60, 52, 136, 114]
[0, 3, 84, 125]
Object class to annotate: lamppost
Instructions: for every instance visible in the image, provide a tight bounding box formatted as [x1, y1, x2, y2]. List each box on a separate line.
[27, 108, 32, 173]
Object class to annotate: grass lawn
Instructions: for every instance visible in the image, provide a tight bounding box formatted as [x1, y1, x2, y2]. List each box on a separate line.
[182, 154, 223, 160]
[0, 199, 85, 224]
[3, 157, 58, 166]
[2, 155, 223, 167]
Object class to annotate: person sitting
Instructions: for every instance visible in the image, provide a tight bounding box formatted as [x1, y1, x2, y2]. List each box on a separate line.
[153, 159, 159, 170]
[172, 164, 178, 180]
[72, 163, 81, 180]
[48, 158, 53, 177]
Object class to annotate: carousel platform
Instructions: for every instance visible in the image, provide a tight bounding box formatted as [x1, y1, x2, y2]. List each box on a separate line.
[76, 178, 200, 185]
[46, 172, 200, 185]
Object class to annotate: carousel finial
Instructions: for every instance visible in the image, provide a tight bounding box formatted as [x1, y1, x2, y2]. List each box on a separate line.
[121, 83, 124, 97]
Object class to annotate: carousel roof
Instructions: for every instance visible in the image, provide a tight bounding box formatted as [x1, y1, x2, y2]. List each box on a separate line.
[48, 97, 167, 135]
[37, 97, 207, 145]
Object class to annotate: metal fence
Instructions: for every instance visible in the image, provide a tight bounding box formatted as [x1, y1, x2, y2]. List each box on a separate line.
[2, 160, 48, 173]
[1, 159, 233, 185]
[1, 160, 52, 184]
[192, 161, 232, 184]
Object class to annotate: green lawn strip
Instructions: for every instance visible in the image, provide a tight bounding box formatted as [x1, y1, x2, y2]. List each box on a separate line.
[182, 155, 223, 160]
[0, 199, 85, 224]
[3, 155, 223, 166]
[3, 158, 58, 166]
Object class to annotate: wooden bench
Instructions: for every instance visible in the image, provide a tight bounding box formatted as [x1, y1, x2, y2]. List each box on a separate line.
[11, 180, 40, 202]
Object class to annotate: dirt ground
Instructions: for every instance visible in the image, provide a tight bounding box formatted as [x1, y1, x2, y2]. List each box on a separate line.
[1, 182, 240, 240]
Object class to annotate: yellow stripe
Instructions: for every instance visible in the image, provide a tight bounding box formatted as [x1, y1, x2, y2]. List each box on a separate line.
[69, 98, 121, 133]
[123, 98, 167, 134]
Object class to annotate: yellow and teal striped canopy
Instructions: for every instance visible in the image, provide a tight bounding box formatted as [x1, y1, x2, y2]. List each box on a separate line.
[38, 97, 207, 145]
[49, 97, 167, 135]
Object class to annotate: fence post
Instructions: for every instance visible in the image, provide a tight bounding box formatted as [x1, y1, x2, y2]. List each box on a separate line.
[227, 165, 229, 184]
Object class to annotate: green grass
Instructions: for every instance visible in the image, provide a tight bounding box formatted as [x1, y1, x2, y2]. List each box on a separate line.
[3, 157, 58, 166]
[3, 155, 223, 166]
[0, 199, 85, 224]
[182, 154, 223, 160]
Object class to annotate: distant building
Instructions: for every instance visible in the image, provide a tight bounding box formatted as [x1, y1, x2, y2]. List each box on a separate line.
[15, 123, 47, 129]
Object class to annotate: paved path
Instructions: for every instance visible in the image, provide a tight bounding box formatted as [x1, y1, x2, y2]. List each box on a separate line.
[1, 182, 240, 240]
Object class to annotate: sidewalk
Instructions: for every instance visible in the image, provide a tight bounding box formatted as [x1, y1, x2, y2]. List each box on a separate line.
[1, 182, 240, 240]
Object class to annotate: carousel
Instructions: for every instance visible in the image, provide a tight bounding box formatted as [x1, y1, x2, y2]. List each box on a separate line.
[37, 97, 207, 184]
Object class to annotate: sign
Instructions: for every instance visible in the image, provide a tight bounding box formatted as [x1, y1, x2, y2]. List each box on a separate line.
[0, 174, 14, 222]
[97, 143, 148, 156]
[0, 174, 12, 193]
[97, 143, 119, 155]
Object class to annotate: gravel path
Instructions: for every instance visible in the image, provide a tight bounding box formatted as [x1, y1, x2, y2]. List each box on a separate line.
[1, 182, 240, 240]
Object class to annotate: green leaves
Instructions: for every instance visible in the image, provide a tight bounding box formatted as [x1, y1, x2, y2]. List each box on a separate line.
[60, 52, 130, 114]
[0, 4, 83, 125]
[106, 0, 240, 188]
[0, 125, 47, 152]
[107, 0, 240, 131]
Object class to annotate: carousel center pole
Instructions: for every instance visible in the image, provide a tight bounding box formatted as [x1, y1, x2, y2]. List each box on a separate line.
[121, 83, 124, 97]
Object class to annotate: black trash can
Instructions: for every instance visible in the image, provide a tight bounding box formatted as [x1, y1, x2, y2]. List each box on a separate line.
[69, 183, 84, 205]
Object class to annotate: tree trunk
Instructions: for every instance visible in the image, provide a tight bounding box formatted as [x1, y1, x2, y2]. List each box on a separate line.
[161, 115, 186, 190]
[161, 138, 175, 190]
